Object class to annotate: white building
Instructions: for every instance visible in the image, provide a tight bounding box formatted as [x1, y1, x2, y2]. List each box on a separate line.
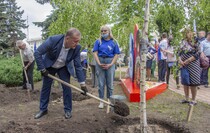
[27, 37, 43, 51]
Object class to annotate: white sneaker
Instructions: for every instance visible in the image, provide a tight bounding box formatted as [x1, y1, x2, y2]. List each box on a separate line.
[98, 102, 104, 109]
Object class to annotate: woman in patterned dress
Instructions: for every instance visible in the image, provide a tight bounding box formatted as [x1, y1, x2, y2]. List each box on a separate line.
[179, 30, 201, 105]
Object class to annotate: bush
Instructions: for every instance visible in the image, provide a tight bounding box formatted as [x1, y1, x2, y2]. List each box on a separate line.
[0, 55, 41, 86]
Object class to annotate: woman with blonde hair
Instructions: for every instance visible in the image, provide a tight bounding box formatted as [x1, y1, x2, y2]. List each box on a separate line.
[179, 29, 201, 105]
[93, 25, 120, 109]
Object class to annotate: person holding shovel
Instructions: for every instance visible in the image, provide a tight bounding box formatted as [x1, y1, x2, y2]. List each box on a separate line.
[93, 25, 120, 109]
[34, 28, 88, 119]
[16, 40, 35, 91]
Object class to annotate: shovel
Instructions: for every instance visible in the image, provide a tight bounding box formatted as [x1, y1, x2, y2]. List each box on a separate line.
[19, 49, 31, 100]
[48, 74, 130, 117]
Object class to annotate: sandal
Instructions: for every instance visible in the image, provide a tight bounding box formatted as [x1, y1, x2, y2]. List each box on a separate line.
[189, 101, 197, 106]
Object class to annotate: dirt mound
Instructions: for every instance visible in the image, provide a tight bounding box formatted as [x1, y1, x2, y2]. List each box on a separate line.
[1, 116, 189, 133]
[111, 116, 189, 133]
[1, 121, 40, 133]
[148, 118, 190, 133]
[0, 87, 40, 106]
[72, 92, 90, 101]
[0, 82, 191, 133]
[114, 101, 130, 117]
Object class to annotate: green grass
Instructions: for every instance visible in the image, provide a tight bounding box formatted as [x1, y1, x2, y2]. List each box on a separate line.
[114, 71, 126, 79]
[67, 66, 210, 132]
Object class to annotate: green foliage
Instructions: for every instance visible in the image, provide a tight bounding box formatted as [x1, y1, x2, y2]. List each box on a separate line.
[111, 0, 145, 55]
[48, 0, 110, 49]
[154, 3, 185, 45]
[33, 10, 58, 39]
[0, 55, 41, 86]
[189, 0, 210, 32]
[0, 0, 8, 48]
[35, 0, 210, 56]
[0, 0, 27, 48]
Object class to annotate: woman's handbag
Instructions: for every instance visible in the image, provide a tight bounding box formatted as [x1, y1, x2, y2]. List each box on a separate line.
[200, 53, 209, 69]
[181, 67, 190, 85]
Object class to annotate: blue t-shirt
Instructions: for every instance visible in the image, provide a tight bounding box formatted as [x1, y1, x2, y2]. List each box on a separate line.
[93, 39, 120, 57]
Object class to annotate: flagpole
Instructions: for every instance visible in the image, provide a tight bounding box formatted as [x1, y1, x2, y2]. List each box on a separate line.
[27, 15, 29, 40]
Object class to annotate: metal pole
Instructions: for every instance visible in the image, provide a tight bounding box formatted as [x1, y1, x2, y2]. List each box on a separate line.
[27, 15, 29, 40]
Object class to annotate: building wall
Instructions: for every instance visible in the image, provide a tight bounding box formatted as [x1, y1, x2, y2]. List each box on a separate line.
[27, 38, 43, 52]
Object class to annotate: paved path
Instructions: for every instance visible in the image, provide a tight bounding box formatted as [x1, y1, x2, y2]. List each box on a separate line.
[168, 75, 210, 104]
[116, 66, 210, 104]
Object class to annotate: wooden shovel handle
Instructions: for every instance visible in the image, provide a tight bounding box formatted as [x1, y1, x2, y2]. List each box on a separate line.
[187, 104, 194, 122]
[19, 49, 29, 82]
[48, 74, 113, 106]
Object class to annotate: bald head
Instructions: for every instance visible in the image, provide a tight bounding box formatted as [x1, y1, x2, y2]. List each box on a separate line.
[64, 28, 81, 49]
[66, 28, 81, 38]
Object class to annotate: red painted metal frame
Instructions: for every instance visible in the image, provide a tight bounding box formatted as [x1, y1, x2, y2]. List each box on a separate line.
[121, 78, 167, 102]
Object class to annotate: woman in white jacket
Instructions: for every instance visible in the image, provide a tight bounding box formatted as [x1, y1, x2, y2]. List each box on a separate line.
[163, 36, 176, 85]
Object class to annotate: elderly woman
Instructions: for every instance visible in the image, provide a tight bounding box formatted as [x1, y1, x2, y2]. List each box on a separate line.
[16, 40, 35, 90]
[93, 25, 120, 109]
[179, 30, 201, 106]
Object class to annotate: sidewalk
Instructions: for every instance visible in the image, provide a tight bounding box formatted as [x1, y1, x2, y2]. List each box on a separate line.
[168, 75, 210, 105]
[116, 66, 210, 104]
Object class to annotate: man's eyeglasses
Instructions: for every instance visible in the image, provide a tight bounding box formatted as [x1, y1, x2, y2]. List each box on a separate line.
[101, 30, 108, 32]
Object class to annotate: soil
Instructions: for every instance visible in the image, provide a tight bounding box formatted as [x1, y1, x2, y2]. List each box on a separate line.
[0, 79, 209, 133]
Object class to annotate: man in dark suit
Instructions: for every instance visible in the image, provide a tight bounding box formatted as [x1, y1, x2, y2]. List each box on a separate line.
[34, 28, 87, 119]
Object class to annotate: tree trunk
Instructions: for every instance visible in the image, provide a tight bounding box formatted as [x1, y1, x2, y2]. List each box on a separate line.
[140, 0, 150, 133]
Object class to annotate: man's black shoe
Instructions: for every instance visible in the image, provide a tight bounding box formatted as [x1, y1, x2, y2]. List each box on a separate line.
[34, 110, 48, 119]
[64, 112, 72, 119]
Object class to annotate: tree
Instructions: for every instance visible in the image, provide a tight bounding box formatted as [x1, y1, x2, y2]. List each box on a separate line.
[0, 0, 8, 48]
[47, 0, 110, 49]
[33, 10, 58, 39]
[111, 0, 145, 55]
[0, 0, 27, 49]
[35, 0, 50, 4]
[140, 0, 150, 132]
[189, 0, 210, 32]
[153, 1, 185, 44]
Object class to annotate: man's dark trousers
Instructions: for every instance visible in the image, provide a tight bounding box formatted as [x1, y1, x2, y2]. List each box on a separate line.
[201, 68, 209, 85]
[158, 59, 166, 82]
[40, 66, 72, 113]
[23, 61, 35, 90]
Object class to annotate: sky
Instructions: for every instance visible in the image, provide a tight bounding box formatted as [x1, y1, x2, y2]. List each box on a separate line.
[16, 0, 53, 39]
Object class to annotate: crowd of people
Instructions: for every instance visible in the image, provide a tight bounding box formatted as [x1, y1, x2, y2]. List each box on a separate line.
[146, 30, 210, 106]
[16, 25, 210, 119]
[16, 26, 120, 119]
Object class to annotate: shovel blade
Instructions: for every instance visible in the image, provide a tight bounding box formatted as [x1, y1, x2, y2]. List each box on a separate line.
[26, 83, 32, 90]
